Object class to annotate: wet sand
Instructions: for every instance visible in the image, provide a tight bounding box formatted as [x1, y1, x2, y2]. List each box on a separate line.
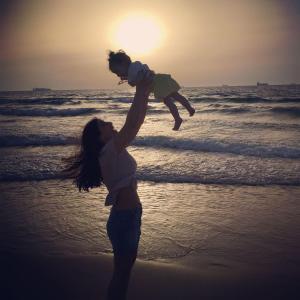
[1, 253, 299, 300]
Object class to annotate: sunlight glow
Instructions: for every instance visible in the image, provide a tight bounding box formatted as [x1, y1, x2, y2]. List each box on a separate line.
[111, 13, 165, 56]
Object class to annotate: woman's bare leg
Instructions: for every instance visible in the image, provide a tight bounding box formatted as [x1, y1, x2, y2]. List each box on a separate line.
[163, 97, 183, 130]
[169, 92, 195, 116]
[107, 252, 137, 300]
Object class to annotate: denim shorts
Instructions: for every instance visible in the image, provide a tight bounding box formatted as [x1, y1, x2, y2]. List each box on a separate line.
[106, 203, 142, 256]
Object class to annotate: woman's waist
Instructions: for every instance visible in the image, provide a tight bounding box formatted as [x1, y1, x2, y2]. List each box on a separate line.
[114, 185, 140, 210]
[104, 176, 139, 207]
[106, 175, 137, 191]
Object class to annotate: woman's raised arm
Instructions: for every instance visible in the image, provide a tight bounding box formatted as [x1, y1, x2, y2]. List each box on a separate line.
[113, 72, 153, 152]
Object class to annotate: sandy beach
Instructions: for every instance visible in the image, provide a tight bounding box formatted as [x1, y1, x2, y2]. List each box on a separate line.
[1, 252, 299, 300]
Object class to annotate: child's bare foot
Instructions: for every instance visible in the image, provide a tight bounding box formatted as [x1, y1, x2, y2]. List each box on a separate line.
[189, 107, 195, 116]
[173, 118, 183, 131]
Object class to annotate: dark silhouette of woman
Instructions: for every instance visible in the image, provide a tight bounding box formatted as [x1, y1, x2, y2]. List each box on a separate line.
[61, 73, 153, 299]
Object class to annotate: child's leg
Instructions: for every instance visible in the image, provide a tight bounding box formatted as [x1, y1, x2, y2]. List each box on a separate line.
[169, 92, 195, 116]
[163, 97, 183, 130]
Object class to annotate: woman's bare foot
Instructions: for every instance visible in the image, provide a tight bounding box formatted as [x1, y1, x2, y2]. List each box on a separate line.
[173, 118, 183, 131]
[189, 107, 195, 116]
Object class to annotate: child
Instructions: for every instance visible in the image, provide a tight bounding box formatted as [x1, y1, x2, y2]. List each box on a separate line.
[108, 50, 195, 130]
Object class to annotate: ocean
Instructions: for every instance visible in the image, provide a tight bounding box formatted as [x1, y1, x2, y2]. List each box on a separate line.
[0, 85, 300, 275]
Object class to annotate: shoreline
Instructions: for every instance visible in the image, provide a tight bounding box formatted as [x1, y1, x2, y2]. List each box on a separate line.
[1, 252, 299, 300]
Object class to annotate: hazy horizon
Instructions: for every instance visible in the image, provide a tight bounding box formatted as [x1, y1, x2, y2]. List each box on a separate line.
[1, 0, 299, 90]
[1, 82, 300, 93]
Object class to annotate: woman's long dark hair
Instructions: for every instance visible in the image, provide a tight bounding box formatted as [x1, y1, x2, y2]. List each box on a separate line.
[61, 117, 105, 192]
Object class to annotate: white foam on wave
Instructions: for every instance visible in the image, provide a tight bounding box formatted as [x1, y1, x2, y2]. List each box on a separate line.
[133, 136, 300, 159]
[1, 133, 300, 159]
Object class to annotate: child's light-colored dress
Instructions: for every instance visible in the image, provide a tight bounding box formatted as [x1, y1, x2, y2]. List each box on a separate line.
[127, 61, 181, 99]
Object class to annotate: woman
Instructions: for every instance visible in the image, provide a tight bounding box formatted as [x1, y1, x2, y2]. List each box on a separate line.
[61, 73, 153, 300]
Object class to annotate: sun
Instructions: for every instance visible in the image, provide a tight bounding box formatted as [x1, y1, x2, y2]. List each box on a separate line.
[110, 13, 165, 56]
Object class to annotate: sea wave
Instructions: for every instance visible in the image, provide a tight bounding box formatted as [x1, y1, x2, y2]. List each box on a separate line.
[1, 133, 299, 159]
[190, 97, 300, 104]
[270, 106, 300, 117]
[133, 136, 300, 159]
[115, 108, 166, 115]
[1, 171, 299, 186]
[209, 119, 300, 131]
[80, 96, 133, 103]
[194, 105, 300, 117]
[0, 107, 99, 117]
[0, 97, 81, 106]
[0, 134, 78, 147]
[0, 96, 136, 106]
[199, 107, 252, 114]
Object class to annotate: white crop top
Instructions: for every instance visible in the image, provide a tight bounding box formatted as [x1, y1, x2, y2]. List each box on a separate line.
[99, 138, 137, 206]
[127, 61, 150, 86]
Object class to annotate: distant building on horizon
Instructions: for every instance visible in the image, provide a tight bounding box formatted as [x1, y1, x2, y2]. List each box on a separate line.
[257, 82, 269, 86]
[32, 88, 52, 92]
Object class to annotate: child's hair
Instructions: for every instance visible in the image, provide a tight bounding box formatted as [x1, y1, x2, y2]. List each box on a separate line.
[108, 50, 131, 71]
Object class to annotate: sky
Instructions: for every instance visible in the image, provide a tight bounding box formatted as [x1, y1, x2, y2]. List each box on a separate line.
[0, 0, 299, 90]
